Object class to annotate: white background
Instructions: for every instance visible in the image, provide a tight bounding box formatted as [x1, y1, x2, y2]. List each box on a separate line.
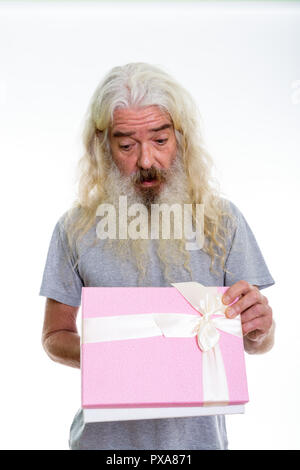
[0, 1, 299, 450]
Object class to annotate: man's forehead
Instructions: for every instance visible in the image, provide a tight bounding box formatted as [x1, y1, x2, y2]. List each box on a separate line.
[111, 105, 173, 133]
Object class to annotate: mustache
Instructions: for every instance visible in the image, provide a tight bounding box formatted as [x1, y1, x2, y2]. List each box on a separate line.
[131, 166, 168, 185]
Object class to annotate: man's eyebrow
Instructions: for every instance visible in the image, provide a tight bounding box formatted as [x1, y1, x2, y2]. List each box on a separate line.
[112, 123, 173, 138]
[112, 130, 135, 138]
[150, 123, 173, 132]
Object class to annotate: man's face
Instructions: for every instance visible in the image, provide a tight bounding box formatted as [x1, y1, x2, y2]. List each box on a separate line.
[102, 104, 190, 278]
[108, 105, 178, 196]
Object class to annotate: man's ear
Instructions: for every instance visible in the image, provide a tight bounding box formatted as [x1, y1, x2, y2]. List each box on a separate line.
[95, 128, 104, 139]
[87, 128, 104, 156]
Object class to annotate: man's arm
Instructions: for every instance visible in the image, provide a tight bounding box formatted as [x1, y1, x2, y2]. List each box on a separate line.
[222, 281, 275, 355]
[42, 298, 80, 369]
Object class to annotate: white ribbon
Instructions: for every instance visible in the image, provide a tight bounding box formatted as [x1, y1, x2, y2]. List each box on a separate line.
[82, 282, 242, 405]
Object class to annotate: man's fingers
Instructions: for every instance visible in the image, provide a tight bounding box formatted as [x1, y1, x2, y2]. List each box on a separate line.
[242, 318, 263, 336]
[239, 303, 267, 324]
[242, 314, 272, 336]
[245, 329, 265, 341]
[225, 289, 263, 318]
[222, 280, 255, 306]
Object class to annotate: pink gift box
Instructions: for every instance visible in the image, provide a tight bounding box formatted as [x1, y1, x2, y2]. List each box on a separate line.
[81, 285, 249, 422]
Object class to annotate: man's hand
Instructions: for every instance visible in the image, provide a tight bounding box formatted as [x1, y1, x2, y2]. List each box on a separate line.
[222, 280, 275, 354]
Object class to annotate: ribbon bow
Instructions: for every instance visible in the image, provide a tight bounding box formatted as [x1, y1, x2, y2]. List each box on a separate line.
[170, 282, 241, 352]
[192, 290, 222, 351]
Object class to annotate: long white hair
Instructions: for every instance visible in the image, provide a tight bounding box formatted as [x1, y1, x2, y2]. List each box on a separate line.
[64, 63, 235, 281]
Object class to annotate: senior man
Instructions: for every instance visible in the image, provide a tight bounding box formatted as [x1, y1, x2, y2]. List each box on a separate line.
[39, 63, 275, 450]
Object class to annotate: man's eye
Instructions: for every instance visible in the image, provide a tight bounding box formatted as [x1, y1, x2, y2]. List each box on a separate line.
[120, 144, 132, 151]
[156, 139, 168, 145]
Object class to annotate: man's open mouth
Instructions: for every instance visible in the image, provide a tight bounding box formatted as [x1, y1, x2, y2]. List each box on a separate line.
[140, 174, 157, 183]
[134, 168, 165, 187]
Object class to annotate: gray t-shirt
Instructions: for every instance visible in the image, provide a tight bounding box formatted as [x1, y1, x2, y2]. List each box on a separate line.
[39, 200, 275, 450]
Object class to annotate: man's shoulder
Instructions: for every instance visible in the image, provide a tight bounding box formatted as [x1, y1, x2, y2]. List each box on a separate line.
[218, 197, 241, 228]
[52, 206, 86, 255]
[56, 205, 83, 233]
[219, 198, 260, 248]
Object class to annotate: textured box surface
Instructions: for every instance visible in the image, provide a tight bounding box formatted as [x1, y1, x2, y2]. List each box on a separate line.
[81, 285, 249, 411]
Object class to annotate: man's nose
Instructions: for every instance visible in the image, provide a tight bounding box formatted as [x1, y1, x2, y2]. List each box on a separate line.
[137, 143, 155, 170]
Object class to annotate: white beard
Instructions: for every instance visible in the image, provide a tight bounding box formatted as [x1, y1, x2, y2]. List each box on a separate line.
[103, 152, 190, 212]
[99, 152, 193, 283]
